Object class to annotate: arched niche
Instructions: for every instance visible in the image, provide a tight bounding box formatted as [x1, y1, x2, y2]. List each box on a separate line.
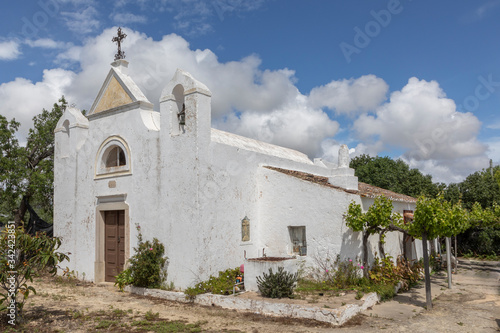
[54, 106, 89, 158]
[172, 83, 185, 135]
[159, 69, 212, 137]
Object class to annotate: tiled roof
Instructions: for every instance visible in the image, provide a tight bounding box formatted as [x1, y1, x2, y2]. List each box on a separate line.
[265, 166, 417, 203]
[358, 182, 417, 203]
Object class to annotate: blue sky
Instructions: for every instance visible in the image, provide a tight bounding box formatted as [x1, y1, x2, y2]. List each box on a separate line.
[1, 0, 499, 183]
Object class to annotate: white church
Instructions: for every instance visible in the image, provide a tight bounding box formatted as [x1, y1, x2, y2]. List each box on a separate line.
[54, 57, 422, 289]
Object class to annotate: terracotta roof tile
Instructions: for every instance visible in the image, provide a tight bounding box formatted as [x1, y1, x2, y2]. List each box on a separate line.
[264, 166, 416, 203]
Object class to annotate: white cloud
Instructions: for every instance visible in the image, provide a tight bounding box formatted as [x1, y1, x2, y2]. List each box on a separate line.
[25, 38, 69, 49]
[486, 120, 500, 130]
[309, 75, 388, 115]
[216, 95, 339, 157]
[61, 6, 100, 34]
[485, 137, 500, 163]
[4, 28, 336, 157]
[352, 77, 488, 182]
[111, 13, 147, 24]
[0, 29, 489, 183]
[0, 69, 75, 140]
[0, 40, 21, 60]
[402, 156, 490, 184]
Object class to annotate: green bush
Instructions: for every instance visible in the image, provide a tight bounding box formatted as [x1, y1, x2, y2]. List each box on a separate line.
[311, 255, 363, 289]
[458, 226, 500, 256]
[184, 267, 241, 299]
[115, 224, 168, 290]
[369, 256, 423, 293]
[257, 267, 298, 299]
[328, 256, 362, 289]
[0, 226, 69, 323]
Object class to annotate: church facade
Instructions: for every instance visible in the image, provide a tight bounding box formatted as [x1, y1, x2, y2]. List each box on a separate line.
[54, 59, 421, 289]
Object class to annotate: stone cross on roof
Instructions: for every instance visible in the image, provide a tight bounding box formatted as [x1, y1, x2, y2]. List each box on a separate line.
[112, 27, 127, 61]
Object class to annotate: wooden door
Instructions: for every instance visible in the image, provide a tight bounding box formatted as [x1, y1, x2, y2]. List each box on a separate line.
[104, 210, 125, 282]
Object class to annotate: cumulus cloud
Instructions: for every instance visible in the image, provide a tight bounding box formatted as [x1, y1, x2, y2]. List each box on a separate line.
[0, 40, 22, 60]
[309, 75, 388, 115]
[0, 69, 75, 140]
[216, 95, 339, 157]
[351, 77, 488, 182]
[2, 28, 336, 157]
[0, 28, 489, 182]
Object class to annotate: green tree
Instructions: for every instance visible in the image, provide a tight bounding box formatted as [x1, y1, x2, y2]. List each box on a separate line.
[443, 182, 461, 205]
[444, 167, 500, 257]
[460, 202, 500, 256]
[345, 196, 404, 277]
[350, 154, 443, 198]
[406, 196, 469, 310]
[0, 97, 66, 227]
[452, 167, 500, 210]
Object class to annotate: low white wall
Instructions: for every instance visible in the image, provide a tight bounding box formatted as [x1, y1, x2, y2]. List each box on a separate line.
[127, 285, 380, 326]
[244, 257, 300, 292]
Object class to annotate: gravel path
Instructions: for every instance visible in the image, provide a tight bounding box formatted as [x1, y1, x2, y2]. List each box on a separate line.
[2, 261, 499, 332]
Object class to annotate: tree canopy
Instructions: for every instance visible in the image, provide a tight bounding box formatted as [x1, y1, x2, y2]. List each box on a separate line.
[445, 166, 500, 210]
[408, 196, 469, 240]
[0, 97, 66, 226]
[350, 154, 444, 198]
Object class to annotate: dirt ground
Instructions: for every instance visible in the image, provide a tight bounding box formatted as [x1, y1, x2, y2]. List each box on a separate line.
[1, 262, 499, 332]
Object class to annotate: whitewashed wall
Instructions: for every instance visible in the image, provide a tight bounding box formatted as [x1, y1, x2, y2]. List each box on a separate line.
[55, 68, 428, 291]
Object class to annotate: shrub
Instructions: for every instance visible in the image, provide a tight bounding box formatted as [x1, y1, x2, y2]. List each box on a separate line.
[0, 226, 69, 324]
[312, 254, 363, 289]
[115, 224, 168, 290]
[458, 226, 500, 257]
[369, 256, 398, 285]
[369, 255, 423, 293]
[184, 267, 241, 299]
[257, 267, 298, 299]
[394, 256, 423, 291]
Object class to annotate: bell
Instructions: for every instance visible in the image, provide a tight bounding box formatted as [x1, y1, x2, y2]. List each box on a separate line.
[178, 104, 186, 126]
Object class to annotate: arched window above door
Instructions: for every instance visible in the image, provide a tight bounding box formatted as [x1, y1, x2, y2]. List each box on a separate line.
[95, 136, 131, 179]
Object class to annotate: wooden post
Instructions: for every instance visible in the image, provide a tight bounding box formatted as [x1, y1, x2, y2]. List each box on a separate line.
[454, 236, 458, 274]
[446, 237, 452, 288]
[362, 232, 370, 278]
[437, 237, 442, 270]
[422, 232, 432, 310]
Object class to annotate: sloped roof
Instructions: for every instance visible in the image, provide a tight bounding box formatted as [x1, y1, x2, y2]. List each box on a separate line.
[264, 166, 417, 203]
[358, 182, 417, 203]
[211, 128, 313, 165]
